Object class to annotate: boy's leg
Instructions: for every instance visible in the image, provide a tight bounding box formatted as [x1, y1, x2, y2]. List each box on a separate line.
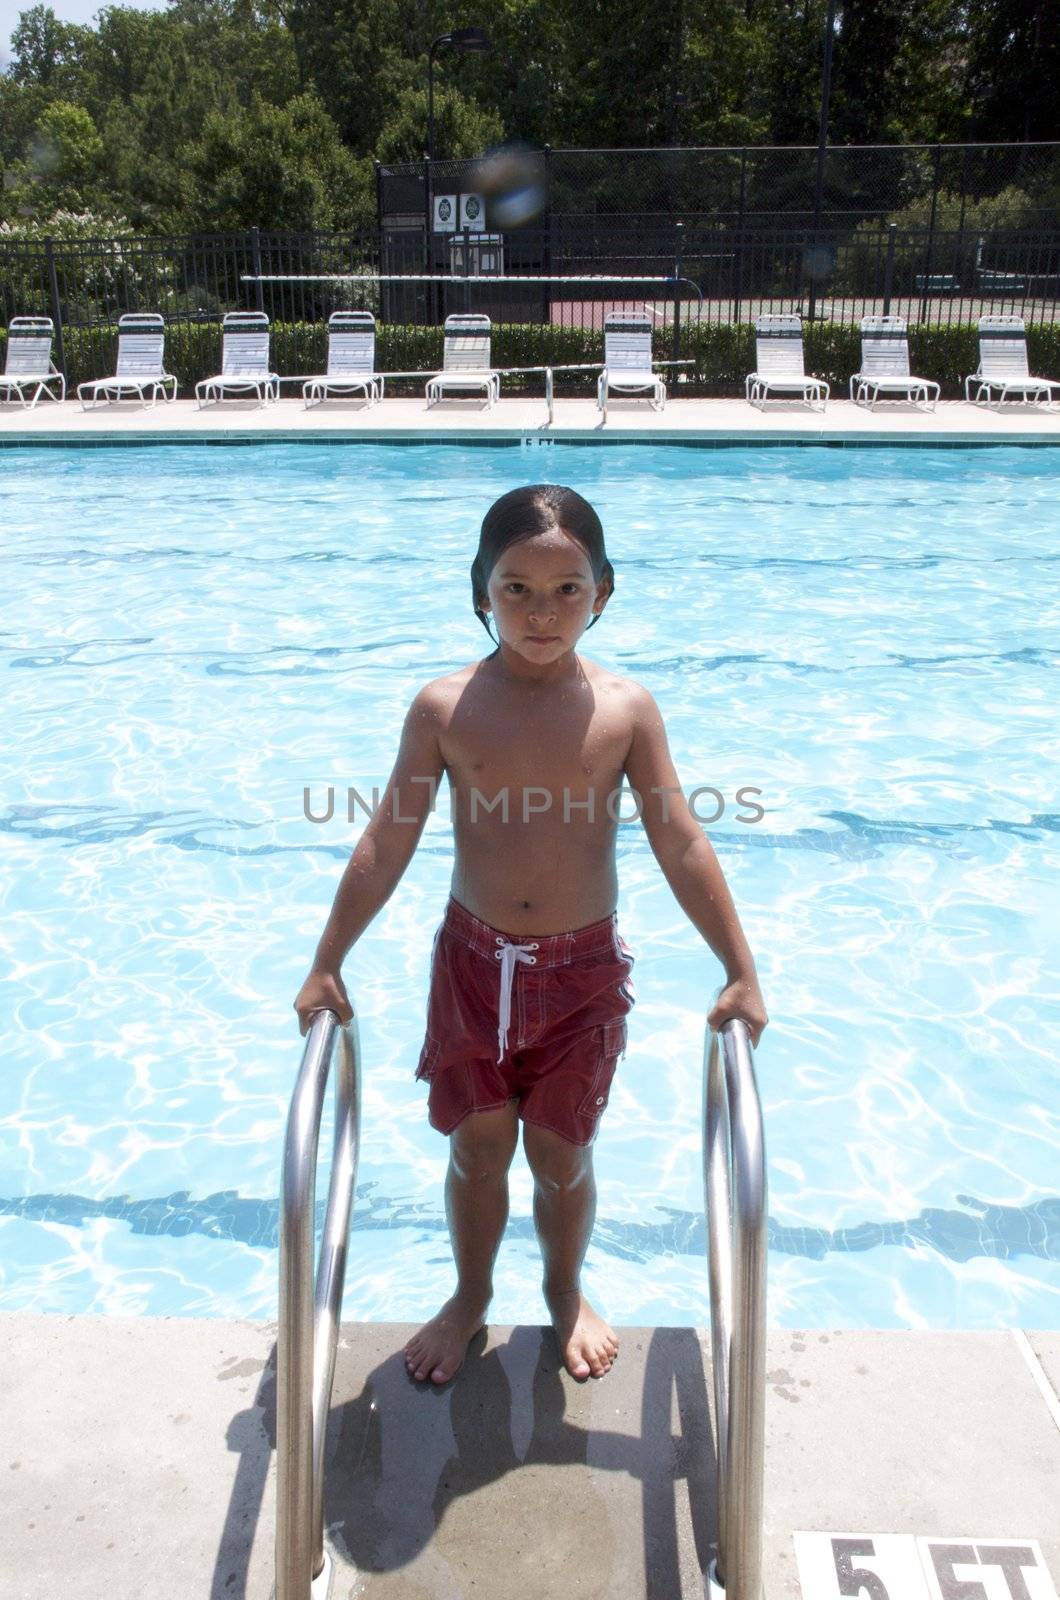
[522, 1121, 620, 1380]
[404, 1100, 519, 1385]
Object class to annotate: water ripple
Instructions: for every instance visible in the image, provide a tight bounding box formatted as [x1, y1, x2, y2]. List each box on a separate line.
[2, 1188, 1055, 1268]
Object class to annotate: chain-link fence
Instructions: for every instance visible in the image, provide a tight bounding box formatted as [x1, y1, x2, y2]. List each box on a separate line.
[380, 142, 1060, 230]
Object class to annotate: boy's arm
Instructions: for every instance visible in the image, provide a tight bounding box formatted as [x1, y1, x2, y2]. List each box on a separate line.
[310, 685, 446, 975]
[623, 683, 767, 1043]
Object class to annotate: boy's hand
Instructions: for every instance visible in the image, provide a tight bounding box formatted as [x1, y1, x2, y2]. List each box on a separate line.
[294, 968, 354, 1037]
[708, 975, 768, 1050]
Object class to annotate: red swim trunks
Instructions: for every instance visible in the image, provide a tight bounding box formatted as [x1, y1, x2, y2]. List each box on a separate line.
[415, 894, 636, 1146]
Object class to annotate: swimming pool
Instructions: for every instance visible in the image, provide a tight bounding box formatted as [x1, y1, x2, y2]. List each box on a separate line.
[1, 442, 1057, 1330]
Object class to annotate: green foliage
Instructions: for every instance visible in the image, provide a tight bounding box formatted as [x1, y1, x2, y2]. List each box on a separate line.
[6, 97, 108, 216]
[876, 185, 1041, 234]
[8, 4, 89, 90]
[827, 0, 969, 145]
[184, 90, 371, 231]
[962, 0, 1060, 144]
[0, 0, 1055, 234]
[831, 185, 1048, 295]
[375, 85, 503, 165]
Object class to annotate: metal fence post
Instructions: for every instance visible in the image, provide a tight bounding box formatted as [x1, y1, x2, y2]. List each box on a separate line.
[543, 143, 552, 325]
[373, 160, 385, 323]
[918, 144, 942, 324]
[882, 222, 896, 316]
[809, 0, 837, 323]
[422, 156, 432, 324]
[671, 219, 684, 362]
[249, 227, 265, 314]
[957, 143, 969, 236]
[44, 238, 66, 379]
[732, 147, 747, 326]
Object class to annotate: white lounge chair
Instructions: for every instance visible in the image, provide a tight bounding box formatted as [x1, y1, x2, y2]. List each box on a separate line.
[745, 313, 829, 411]
[849, 316, 939, 411]
[0, 316, 65, 408]
[425, 314, 499, 408]
[77, 313, 178, 410]
[597, 312, 666, 421]
[964, 316, 1059, 409]
[303, 311, 383, 406]
[196, 311, 279, 408]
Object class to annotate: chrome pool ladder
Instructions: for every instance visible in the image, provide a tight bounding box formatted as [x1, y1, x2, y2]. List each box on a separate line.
[704, 1016, 768, 1600]
[273, 1008, 766, 1600]
[275, 1009, 360, 1600]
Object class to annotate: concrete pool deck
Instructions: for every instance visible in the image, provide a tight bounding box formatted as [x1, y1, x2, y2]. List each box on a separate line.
[3, 1312, 1058, 1599]
[2, 393, 1060, 444]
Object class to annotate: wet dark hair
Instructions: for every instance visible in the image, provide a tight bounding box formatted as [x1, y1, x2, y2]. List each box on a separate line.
[470, 484, 615, 648]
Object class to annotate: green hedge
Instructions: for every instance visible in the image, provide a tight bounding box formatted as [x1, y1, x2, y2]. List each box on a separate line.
[4, 318, 1060, 400]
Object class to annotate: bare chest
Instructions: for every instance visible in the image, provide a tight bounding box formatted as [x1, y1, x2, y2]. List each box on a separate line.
[440, 690, 632, 803]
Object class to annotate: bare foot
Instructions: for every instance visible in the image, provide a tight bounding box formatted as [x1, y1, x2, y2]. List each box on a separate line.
[545, 1285, 619, 1379]
[403, 1290, 489, 1385]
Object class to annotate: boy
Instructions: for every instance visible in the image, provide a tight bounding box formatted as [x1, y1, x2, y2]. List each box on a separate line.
[295, 485, 768, 1387]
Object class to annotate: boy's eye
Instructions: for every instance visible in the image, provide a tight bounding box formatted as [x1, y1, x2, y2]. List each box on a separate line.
[505, 583, 582, 595]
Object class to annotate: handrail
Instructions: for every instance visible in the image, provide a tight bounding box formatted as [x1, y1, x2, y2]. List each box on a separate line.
[275, 1008, 361, 1600]
[703, 1017, 768, 1600]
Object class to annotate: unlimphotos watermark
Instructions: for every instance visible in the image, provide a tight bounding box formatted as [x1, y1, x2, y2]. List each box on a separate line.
[303, 780, 766, 826]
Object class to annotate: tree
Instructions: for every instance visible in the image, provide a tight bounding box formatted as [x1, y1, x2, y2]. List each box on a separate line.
[963, 0, 1059, 143]
[1, 0, 1054, 236]
[828, 0, 966, 144]
[9, 4, 88, 89]
[376, 84, 503, 164]
[183, 88, 372, 229]
[8, 97, 108, 216]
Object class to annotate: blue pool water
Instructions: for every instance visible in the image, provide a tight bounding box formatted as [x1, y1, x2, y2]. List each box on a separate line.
[1, 442, 1057, 1330]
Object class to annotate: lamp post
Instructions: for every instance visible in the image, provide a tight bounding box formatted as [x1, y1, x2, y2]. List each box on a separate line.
[424, 27, 491, 325]
[427, 26, 492, 164]
[808, 0, 837, 321]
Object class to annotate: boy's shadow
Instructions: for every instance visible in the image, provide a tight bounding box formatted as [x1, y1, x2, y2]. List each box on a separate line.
[329, 1323, 718, 1593]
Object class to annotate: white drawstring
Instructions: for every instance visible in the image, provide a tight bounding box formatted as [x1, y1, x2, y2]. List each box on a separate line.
[493, 936, 539, 1061]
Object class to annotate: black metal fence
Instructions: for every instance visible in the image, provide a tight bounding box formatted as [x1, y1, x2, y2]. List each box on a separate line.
[3, 221, 1058, 358]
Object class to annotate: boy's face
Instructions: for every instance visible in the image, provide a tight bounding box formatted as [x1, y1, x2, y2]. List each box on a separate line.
[481, 528, 610, 661]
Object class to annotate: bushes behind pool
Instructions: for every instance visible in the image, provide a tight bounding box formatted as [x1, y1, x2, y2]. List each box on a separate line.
[3, 319, 1060, 400]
